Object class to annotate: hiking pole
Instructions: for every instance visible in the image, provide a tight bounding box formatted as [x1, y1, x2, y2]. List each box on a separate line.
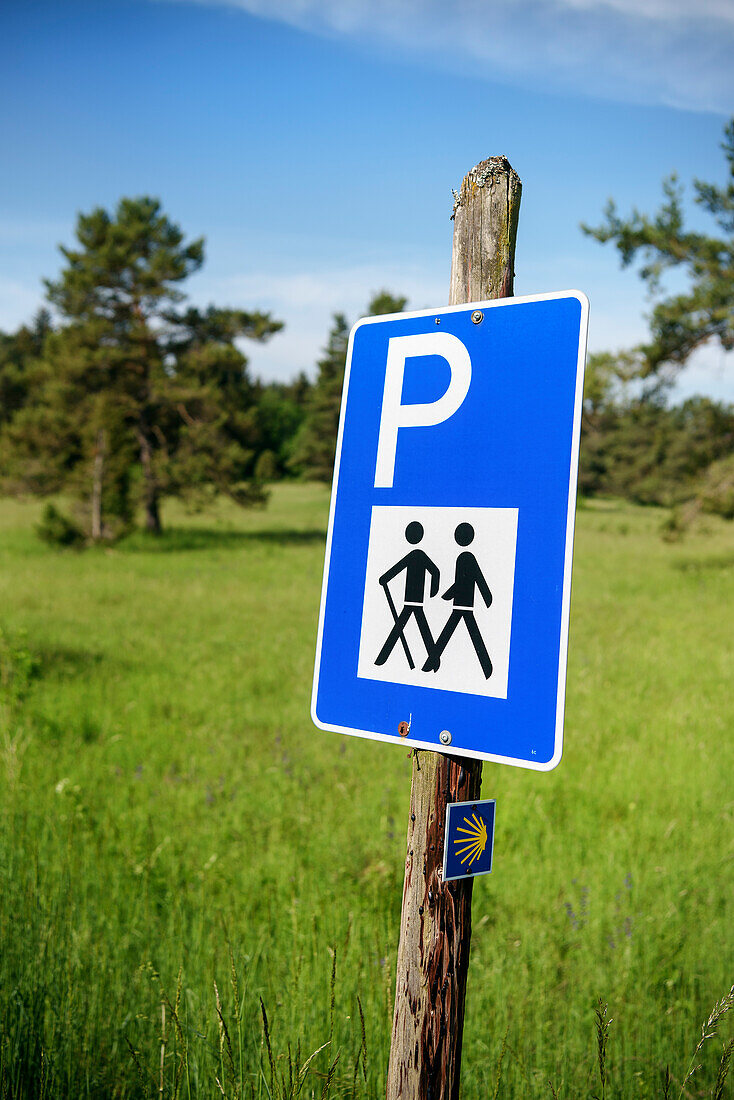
[380, 580, 415, 669]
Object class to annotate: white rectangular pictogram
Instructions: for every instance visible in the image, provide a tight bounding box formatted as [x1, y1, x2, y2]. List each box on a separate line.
[357, 506, 519, 699]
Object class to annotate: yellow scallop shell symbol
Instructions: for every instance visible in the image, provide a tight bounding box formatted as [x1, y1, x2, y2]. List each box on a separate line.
[454, 812, 487, 868]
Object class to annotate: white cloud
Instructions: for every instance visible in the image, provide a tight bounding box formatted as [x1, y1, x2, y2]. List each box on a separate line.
[669, 345, 734, 405]
[191, 261, 734, 403]
[0, 279, 45, 333]
[170, 0, 734, 112]
[563, 0, 733, 20]
[191, 262, 446, 381]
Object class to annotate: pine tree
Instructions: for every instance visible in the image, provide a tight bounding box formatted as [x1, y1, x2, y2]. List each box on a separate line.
[2, 197, 281, 539]
[581, 117, 734, 527]
[289, 313, 350, 482]
[0, 309, 52, 427]
[292, 291, 407, 482]
[3, 321, 137, 538]
[255, 373, 312, 480]
[582, 116, 734, 383]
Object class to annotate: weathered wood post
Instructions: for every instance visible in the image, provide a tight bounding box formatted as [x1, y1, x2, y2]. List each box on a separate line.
[386, 156, 521, 1100]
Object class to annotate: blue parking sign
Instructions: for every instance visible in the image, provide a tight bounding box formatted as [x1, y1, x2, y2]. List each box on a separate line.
[312, 291, 589, 769]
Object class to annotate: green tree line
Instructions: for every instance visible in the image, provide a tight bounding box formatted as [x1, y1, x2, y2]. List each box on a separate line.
[1, 118, 732, 542]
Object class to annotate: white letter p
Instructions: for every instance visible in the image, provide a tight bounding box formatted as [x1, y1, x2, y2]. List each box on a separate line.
[374, 332, 472, 488]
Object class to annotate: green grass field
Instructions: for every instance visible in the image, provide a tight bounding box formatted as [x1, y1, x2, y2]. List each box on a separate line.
[1, 485, 732, 1099]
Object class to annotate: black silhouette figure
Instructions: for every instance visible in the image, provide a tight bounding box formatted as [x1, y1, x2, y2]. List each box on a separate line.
[375, 521, 439, 669]
[422, 523, 493, 678]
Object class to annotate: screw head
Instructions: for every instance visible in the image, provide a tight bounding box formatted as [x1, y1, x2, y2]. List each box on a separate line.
[471, 310, 483, 324]
[439, 729, 452, 745]
[398, 721, 410, 737]
[435, 317, 441, 325]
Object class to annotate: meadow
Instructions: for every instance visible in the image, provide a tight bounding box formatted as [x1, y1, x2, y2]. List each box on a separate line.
[0, 485, 732, 1099]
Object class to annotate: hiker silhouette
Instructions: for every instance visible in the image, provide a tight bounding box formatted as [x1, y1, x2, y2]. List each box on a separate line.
[422, 522, 493, 678]
[375, 521, 439, 670]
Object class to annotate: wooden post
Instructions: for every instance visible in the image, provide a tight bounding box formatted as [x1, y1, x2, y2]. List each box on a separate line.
[386, 156, 521, 1100]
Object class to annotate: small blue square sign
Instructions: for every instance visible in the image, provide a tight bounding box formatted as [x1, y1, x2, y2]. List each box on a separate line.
[443, 799, 496, 882]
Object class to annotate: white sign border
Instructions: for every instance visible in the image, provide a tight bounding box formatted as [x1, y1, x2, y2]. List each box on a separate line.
[311, 289, 590, 771]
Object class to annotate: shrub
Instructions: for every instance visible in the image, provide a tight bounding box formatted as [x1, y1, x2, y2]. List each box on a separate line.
[34, 503, 85, 548]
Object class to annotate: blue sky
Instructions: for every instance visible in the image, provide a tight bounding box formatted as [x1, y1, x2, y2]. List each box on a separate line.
[1, 0, 732, 400]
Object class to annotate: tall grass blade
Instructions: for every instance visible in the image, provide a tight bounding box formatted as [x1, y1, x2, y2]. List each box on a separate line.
[594, 999, 612, 1100]
[260, 998, 278, 1099]
[229, 942, 244, 1089]
[319, 1053, 340, 1100]
[491, 1023, 510, 1100]
[713, 1036, 734, 1100]
[357, 995, 367, 1084]
[126, 1037, 153, 1098]
[679, 984, 734, 1097]
[215, 979, 237, 1085]
[328, 947, 337, 1047]
[661, 1064, 672, 1099]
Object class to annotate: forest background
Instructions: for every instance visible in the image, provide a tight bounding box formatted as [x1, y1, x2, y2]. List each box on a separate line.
[1, 117, 733, 539]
